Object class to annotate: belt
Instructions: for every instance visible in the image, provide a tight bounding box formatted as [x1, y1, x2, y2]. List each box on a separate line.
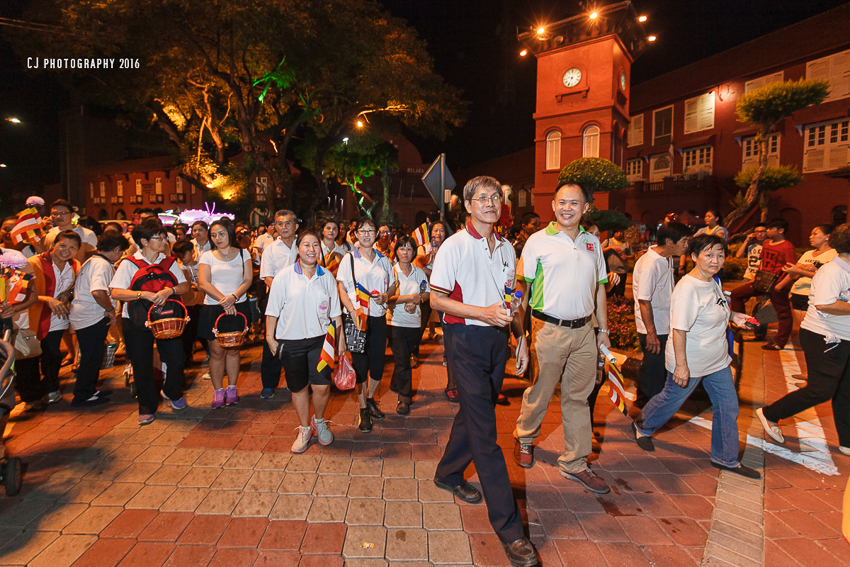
[532, 310, 592, 329]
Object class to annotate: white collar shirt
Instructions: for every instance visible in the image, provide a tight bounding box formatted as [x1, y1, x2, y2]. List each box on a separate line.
[110, 251, 187, 318]
[48, 261, 75, 332]
[388, 264, 429, 328]
[336, 248, 393, 317]
[265, 261, 342, 341]
[632, 246, 674, 335]
[70, 254, 117, 331]
[260, 237, 298, 280]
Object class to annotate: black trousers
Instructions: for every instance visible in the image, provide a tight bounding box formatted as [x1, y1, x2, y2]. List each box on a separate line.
[123, 318, 184, 415]
[182, 304, 205, 361]
[261, 339, 284, 390]
[636, 333, 669, 408]
[73, 318, 110, 401]
[436, 324, 523, 544]
[763, 328, 850, 446]
[16, 329, 65, 403]
[352, 315, 388, 385]
[389, 325, 421, 403]
[416, 302, 432, 356]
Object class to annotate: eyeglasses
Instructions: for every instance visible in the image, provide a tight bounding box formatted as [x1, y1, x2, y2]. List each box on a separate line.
[378, 231, 391, 236]
[358, 229, 376, 235]
[148, 236, 166, 242]
[52, 211, 71, 216]
[471, 194, 502, 205]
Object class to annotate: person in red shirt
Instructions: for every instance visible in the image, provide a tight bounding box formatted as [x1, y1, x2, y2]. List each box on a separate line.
[730, 218, 797, 350]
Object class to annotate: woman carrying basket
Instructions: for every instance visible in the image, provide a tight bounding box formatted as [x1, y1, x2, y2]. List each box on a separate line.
[109, 220, 190, 426]
[197, 218, 254, 409]
[266, 230, 345, 453]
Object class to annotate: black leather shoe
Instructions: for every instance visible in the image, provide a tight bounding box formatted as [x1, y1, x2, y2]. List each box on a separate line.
[433, 478, 482, 504]
[396, 401, 410, 415]
[366, 397, 385, 420]
[358, 408, 373, 433]
[502, 537, 539, 567]
[711, 461, 761, 479]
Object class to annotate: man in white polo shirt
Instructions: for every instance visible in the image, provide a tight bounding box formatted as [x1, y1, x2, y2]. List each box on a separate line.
[43, 199, 96, 262]
[632, 222, 690, 408]
[258, 210, 299, 399]
[513, 181, 611, 494]
[430, 176, 537, 567]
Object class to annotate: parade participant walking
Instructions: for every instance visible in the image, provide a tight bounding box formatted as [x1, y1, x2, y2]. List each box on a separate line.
[512, 182, 611, 495]
[388, 236, 430, 415]
[785, 224, 836, 324]
[110, 220, 190, 425]
[632, 222, 691, 407]
[172, 240, 206, 367]
[757, 224, 850, 454]
[337, 218, 397, 432]
[266, 230, 345, 452]
[69, 231, 129, 406]
[258, 210, 299, 399]
[429, 176, 536, 567]
[632, 234, 760, 478]
[197, 218, 254, 409]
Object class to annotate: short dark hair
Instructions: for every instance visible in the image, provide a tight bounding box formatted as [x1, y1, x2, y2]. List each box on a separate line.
[704, 209, 723, 226]
[320, 219, 340, 234]
[815, 223, 835, 236]
[132, 218, 167, 246]
[829, 224, 850, 254]
[554, 181, 592, 204]
[521, 212, 540, 226]
[657, 221, 691, 247]
[295, 229, 320, 248]
[754, 222, 766, 229]
[688, 233, 728, 257]
[766, 218, 789, 233]
[104, 221, 123, 233]
[191, 220, 208, 232]
[96, 230, 129, 253]
[171, 240, 195, 257]
[462, 176, 502, 202]
[394, 236, 417, 260]
[138, 208, 155, 217]
[50, 199, 73, 213]
[53, 229, 82, 248]
[356, 217, 377, 233]
[209, 218, 237, 249]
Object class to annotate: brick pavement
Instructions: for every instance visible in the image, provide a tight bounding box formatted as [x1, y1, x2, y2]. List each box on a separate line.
[0, 331, 848, 566]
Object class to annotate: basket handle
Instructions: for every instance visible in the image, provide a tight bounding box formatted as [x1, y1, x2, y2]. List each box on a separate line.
[146, 298, 188, 325]
[214, 311, 248, 334]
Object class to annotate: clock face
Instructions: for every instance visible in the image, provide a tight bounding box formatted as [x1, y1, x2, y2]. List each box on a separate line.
[620, 71, 627, 90]
[562, 67, 582, 88]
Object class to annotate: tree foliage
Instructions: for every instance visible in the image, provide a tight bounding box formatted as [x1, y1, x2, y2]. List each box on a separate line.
[7, 0, 466, 218]
[735, 164, 804, 193]
[726, 79, 828, 226]
[583, 206, 631, 232]
[558, 158, 628, 201]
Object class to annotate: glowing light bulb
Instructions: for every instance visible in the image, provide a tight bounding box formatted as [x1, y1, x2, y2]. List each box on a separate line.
[519, 49, 528, 57]
[536, 27, 545, 35]
[648, 35, 656, 42]
[589, 12, 598, 19]
[638, 15, 647, 22]
[356, 120, 364, 128]
[7, 118, 21, 124]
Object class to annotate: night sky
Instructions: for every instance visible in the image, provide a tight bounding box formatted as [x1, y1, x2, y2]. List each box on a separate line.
[0, 0, 848, 198]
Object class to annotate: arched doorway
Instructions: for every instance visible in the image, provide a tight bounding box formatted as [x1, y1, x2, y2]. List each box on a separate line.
[831, 205, 847, 226]
[780, 208, 803, 245]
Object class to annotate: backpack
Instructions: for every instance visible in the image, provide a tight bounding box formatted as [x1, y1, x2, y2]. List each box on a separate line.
[124, 256, 179, 329]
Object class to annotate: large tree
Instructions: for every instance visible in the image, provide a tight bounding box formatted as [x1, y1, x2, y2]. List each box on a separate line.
[726, 79, 829, 226]
[8, 0, 465, 216]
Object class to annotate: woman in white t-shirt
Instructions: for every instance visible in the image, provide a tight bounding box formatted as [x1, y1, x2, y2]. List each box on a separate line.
[336, 217, 398, 433]
[758, 224, 850, 455]
[783, 224, 837, 323]
[387, 236, 430, 415]
[318, 220, 345, 275]
[633, 234, 760, 478]
[197, 218, 254, 409]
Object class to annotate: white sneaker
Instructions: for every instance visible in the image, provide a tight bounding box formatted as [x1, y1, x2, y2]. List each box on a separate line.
[311, 415, 334, 446]
[201, 372, 211, 380]
[47, 391, 61, 404]
[839, 446, 850, 456]
[291, 426, 313, 454]
[756, 408, 784, 444]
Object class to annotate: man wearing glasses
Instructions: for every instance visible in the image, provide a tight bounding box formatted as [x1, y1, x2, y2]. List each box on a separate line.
[430, 176, 537, 567]
[258, 210, 299, 400]
[43, 199, 96, 262]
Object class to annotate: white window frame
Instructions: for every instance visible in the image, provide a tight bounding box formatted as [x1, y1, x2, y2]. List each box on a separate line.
[804, 117, 850, 172]
[627, 114, 644, 147]
[117, 180, 123, 197]
[744, 71, 783, 94]
[682, 145, 713, 175]
[176, 177, 183, 194]
[155, 178, 162, 195]
[135, 179, 142, 195]
[742, 134, 780, 169]
[652, 105, 673, 146]
[806, 48, 850, 103]
[683, 92, 715, 134]
[99, 181, 106, 198]
[545, 130, 561, 170]
[582, 125, 600, 158]
[625, 159, 642, 182]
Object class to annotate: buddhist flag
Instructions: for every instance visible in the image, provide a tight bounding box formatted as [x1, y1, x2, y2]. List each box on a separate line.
[316, 321, 337, 375]
[324, 253, 340, 276]
[604, 358, 629, 417]
[11, 208, 45, 245]
[6, 271, 33, 304]
[411, 222, 429, 247]
[355, 283, 370, 331]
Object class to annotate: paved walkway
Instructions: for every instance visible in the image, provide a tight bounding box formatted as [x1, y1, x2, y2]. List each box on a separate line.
[0, 331, 847, 566]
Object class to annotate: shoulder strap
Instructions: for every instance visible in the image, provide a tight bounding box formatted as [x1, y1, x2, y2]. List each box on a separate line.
[158, 256, 176, 270]
[349, 253, 357, 290]
[123, 256, 147, 270]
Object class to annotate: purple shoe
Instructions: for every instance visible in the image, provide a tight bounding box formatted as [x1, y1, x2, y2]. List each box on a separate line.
[170, 397, 188, 410]
[212, 389, 225, 409]
[226, 386, 239, 406]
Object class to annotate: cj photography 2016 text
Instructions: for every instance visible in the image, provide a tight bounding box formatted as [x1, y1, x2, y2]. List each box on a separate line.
[27, 57, 139, 69]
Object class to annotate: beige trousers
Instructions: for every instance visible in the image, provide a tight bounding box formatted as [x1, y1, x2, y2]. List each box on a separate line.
[514, 317, 597, 473]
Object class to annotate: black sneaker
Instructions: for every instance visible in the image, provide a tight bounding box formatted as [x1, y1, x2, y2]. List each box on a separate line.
[502, 537, 539, 567]
[711, 461, 761, 479]
[632, 422, 655, 452]
[358, 408, 373, 433]
[366, 398, 385, 420]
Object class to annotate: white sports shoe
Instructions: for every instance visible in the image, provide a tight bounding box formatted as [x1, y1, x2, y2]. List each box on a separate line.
[311, 415, 334, 446]
[47, 391, 61, 404]
[839, 446, 850, 456]
[291, 426, 313, 454]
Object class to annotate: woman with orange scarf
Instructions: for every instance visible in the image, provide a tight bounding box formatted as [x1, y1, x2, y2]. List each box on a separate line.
[16, 231, 81, 409]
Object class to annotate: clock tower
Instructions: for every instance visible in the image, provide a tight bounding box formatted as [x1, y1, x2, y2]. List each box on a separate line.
[518, 1, 651, 215]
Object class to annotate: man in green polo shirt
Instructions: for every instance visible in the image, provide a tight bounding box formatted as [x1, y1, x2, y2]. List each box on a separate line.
[512, 181, 611, 494]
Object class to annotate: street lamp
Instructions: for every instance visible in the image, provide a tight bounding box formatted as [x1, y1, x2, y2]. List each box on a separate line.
[0, 164, 6, 168]
[5, 118, 20, 124]
[638, 15, 647, 22]
[589, 12, 598, 20]
[648, 35, 657, 42]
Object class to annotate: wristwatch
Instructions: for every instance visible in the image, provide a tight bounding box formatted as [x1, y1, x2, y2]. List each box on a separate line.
[598, 329, 609, 334]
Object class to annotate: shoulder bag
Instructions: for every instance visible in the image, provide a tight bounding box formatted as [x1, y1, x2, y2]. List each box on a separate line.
[752, 269, 778, 295]
[343, 254, 367, 354]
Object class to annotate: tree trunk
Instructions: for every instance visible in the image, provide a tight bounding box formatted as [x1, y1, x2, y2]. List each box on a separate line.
[723, 126, 772, 229]
[380, 160, 392, 224]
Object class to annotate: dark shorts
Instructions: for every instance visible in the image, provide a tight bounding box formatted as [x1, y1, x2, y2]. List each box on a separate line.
[198, 301, 251, 341]
[277, 335, 328, 391]
[790, 293, 809, 312]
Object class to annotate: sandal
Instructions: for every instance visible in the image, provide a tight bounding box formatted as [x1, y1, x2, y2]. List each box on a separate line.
[445, 388, 459, 403]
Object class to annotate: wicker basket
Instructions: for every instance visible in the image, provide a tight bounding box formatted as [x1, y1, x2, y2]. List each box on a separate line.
[146, 299, 188, 339]
[214, 312, 248, 348]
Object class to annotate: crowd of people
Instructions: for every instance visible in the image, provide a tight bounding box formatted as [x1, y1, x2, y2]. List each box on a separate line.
[0, 187, 848, 567]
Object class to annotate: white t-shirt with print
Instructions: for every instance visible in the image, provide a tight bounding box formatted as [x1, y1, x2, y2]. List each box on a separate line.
[388, 265, 429, 328]
[199, 250, 249, 305]
[801, 258, 850, 342]
[790, 249, 837, 296]
[337, 248, 393, 318]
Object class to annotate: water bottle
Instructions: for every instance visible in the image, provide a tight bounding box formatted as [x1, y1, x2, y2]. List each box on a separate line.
[419, 280, 427, 295]
[509, 290, 523, 315]
[840, 289, 850, 302]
